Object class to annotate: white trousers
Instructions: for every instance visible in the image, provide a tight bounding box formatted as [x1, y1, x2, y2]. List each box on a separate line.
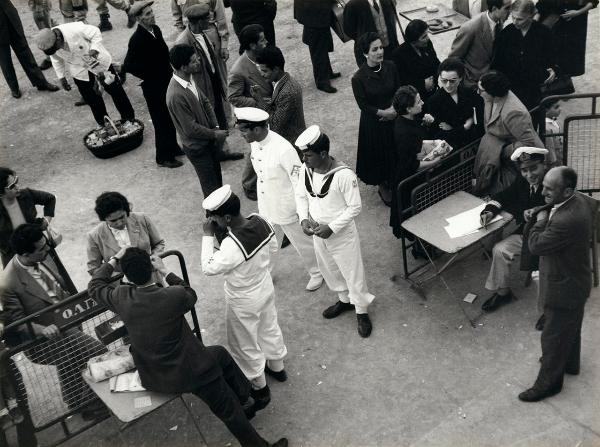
[279, 220, 322, 280]
[226, 293, 287, 381]
[312, 221, 374, 313]
[485, 234, 522, 291]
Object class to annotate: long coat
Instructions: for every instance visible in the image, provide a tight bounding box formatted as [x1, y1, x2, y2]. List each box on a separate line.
[391, 41, 440, 100]
[343, 0, 399, 50]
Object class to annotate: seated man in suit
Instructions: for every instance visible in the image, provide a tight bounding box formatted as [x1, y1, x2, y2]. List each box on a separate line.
[88, 246, 288, 447]
[0, 224, 108, 421]
[479, 147, 549, 312]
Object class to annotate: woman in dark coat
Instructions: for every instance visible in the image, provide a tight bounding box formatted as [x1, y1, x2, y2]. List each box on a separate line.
[537, 0, 598, 77]
[424, 58, 484, 151]
[351, 32, 400, 206]
[391, 19, 440, 101]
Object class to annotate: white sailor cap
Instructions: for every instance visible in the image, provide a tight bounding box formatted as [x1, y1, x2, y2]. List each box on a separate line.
[510, 146, 549, 163]
[234, 107, 269, 124]
[202, 184, 232, 211]
[295, 125, 322, 151]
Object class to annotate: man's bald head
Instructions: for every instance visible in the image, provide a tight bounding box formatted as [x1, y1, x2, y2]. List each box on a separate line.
[542, 167, 577, 205]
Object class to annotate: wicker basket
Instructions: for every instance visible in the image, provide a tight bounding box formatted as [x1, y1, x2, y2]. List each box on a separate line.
[83, 116, 144, 159]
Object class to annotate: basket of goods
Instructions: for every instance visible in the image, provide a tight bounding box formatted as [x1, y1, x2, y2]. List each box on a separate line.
[83, 116, 144, 159]
[422, 139, 453, 161]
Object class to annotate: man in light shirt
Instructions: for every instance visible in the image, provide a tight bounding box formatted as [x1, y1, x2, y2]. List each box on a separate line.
[235, 107, 323, 292]
[294, 126, 374, 337]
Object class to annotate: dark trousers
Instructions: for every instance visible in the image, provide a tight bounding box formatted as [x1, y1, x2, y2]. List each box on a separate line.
[73, 65, 135, 127]
[184, 144, 223, 198]
[142, 83, 181, 163]
[0, 13, 47, 92]
[242, 155, 257, 194]
[193, 346, 267, 447]
[303, 26, 333, 88]
[534, 305, 585, 391]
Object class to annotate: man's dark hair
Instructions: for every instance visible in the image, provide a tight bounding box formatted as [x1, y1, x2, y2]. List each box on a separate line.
[239, 24, 265, 52]
[10, 223, 45, 256]
[559, 167, 578, 190]
[209, 194, 241, 217]
[94, 192, 130, 221]
[357, 32, 380, 56]
[256, 45, 285, 71]
[405, 19, 429, 44]
[169, 44, 195, 70]
[0, 167, 15, 191]
[120, 247, 153, 285]
[392, 85, 419, 115]
[438, 57, 465, 78]
[479, 71, 511, 97]
[305, 133, 330, 154]
[486, 0, 506, 12]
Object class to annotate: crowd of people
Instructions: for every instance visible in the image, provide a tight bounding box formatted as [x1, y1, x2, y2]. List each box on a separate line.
[0, 0, 598, 446]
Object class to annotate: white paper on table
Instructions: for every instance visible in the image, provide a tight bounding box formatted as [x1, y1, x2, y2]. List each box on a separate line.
[444, 203, 502, 238]
[109, 370, 146, 393]
[133, 396, 152, 409]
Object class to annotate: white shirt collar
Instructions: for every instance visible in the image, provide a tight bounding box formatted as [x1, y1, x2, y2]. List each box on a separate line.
[172, 73, 192, 89]
[486, 12, 497, 32]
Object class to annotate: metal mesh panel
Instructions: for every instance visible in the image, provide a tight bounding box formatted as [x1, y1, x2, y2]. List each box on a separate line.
[565, 116, 600, 192]
[413, 157, 476, 213]
[10, 310, 124, 428]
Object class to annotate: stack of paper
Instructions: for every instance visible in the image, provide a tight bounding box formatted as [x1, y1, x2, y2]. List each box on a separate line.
[444, 204, 502, 239]
[109, 370, 146, 393]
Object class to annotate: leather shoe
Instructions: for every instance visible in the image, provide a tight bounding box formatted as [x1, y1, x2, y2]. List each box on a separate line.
[158, 159, 184, 168]
[173, 148, 185, 157]
[242, 396, 256, 420]
[265, 365, 288, 382]
[216, 151, 244, 161]
[317, 84, 337, 94]
[305, 275, 323, 292]
[250, 385, 271, 411]
[565, 367, 580, 375]
[270, 439, 288, 447]
[322, 301, 354, 319]
[244, 188, 257, 201]
[357, 313, 372, 338]
[330, 72, 341, 79]
[37, 82, 59, 92]
[518, 386, 561, 402]
[481, 292, 513, 312]
[535, 314, 545, 331]
[11, 89, 21, 99]
[39, 58, 52, 70]
[75, 98, 87, 106]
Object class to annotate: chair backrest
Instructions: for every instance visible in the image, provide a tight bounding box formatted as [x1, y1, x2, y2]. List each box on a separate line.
[576, 191, 599, 234]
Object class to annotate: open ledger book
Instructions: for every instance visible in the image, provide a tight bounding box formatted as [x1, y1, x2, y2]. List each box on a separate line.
[444, 203, 502, 239]
[109, 370, 146, 393]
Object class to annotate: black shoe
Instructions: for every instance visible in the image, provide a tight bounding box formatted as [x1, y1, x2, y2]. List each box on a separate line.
[535, 314, 545, 331]
[322, 301, 354, 319]
[250, 385, 271, 412]
[37, 82, 59, 92]
[75, 97, 87, 106]
[244, 188, 257, 201]
[357, 313, 372, 338]
[158, 159, 184, 168]
[265, 365, 288, 382]
[317, 84, 337, 94]
[565, 367, 580, 375]
[216, 151, 244, 161]
[39, 58, 52, 70]
[242, 396, 256, 420]
[330, 72, 341, 79]
[518, 386, 561, 402]
[173, 148, 185, 157]
[11, 89, 21, 99]
[280, 234, 291, 249]
[270, 439, 288, 447]
[481, 292, 513, 312]
[98, 14, 113, 32]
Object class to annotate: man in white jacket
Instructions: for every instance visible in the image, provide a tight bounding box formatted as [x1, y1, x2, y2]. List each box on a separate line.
[294, 125, 374, 337]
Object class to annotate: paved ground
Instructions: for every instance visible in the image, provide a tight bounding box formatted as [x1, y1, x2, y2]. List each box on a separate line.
[1, 0, 599, 446]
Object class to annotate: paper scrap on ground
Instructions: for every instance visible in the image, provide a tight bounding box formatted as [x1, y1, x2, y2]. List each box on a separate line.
[444, 203, 502, 238]
[463, 293, 477, 303]
[134, 396, 152, 409]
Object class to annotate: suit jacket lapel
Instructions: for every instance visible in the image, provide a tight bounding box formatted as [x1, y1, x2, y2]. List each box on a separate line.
[127, 215, 140, 248]
[480, 13, 493, 54]
[15, 261, 56, 305]
[272, 73, 288, 103]
[487, 95, 506, 126]
[101, 222, 122, 254]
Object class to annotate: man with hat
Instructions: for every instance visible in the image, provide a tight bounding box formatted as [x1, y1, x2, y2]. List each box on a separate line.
[123, 1, 184, 169]
[201, 185, 288, 411]
[35, 22, 135, 128]
[235, 107, 323, 292]
[175, 3, 243, 162]
[479, 146, 548, 313]
[294, 126, 375, 337]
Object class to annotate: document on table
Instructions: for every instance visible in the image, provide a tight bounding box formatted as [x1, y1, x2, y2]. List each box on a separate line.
[444, 203, 502, 238]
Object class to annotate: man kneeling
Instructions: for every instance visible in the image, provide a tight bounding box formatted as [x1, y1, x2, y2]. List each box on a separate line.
[88, 247, 287, 447]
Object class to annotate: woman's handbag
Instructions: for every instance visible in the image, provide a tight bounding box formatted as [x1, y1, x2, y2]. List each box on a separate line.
[541, 75, 575, 97]
[84, 116, 144, 159]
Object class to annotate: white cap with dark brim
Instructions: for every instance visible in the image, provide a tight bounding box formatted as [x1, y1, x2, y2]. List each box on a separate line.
[295, 125, 321, 151]
[510, 146, 549, 163]
[202, 184, 232, 211]
[234, 107, 269, 124]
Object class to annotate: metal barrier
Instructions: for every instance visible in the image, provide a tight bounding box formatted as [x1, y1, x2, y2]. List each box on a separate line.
[3, 250, 200, 446]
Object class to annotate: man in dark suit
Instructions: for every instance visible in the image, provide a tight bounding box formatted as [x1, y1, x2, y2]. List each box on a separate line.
[167, 44, 228, 199]
[293, 0, 339, 93]
[479, 147, 548, 312]
[519, 167, 593, 402]
[343, 0, 400, 67]
[88, 246, 288, 447]
[123, 1, 183, 169]
[0, 0, 58, 98]
[448, 0, 511, 90]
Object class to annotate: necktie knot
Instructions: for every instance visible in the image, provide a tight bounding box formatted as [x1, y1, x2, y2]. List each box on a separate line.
[373, 0, 380, 13]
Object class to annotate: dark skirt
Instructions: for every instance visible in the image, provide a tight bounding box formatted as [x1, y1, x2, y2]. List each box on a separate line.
[554, 13, 589, 76]
[356, 114, 395, 186]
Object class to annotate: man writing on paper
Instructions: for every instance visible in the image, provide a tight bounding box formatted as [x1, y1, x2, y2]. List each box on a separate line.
[479, 147, 548, 312]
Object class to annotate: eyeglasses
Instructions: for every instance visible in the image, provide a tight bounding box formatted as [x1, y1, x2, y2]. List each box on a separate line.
[439, 78, 460, 85]
[6, 176, 18, 190]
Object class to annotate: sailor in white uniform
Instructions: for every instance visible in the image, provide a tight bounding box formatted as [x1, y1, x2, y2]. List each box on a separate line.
[234, 107, 324, 292]
[201, 185, 288, 408]
[294, 125, 375, 338]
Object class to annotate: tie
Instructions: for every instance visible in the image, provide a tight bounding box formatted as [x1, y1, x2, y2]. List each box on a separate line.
[373, 0, 380, 13]
[494, 21, 502, 40]
[530, 185, 536, 198]
[36, 265, 67, 302]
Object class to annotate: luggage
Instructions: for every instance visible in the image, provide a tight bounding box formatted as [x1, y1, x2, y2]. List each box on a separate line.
[84, 116, 144, 159]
